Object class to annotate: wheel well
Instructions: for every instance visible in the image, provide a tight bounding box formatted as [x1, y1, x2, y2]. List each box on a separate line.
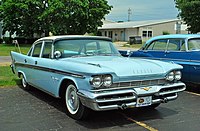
[18, 72, 22, 78]
[59, 79, 75, 99]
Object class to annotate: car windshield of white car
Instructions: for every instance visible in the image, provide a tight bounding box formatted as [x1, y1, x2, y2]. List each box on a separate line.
[54, 39, 120, 58]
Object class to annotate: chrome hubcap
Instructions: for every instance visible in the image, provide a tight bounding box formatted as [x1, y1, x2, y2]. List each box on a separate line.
[66, 84, 79, 114]
[22, 76, 27, 88]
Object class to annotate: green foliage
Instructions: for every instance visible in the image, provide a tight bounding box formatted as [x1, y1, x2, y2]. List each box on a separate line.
[162, 31, 170, 35]
[175, 0, 200, 33]
[0, 0, 112, 38]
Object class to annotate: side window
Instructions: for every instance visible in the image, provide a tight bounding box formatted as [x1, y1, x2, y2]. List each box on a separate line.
[167, 39, 182, 51]
[27, 47, 33, 56]
[42, 42, 52, 58]
[147, 39, 168, 50]
[32, 43, 42, 57]
[188, 39, 200, 51]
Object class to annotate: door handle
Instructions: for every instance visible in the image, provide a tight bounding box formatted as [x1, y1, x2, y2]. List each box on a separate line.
[24, 59, 27, 63]
[165, 51, 170, 54]
[35, 61, 37, 65]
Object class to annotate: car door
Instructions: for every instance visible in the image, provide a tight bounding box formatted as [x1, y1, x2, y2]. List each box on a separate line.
[187, 38, 200, 84]
[134, 39, 168, 60]
[163, 39, 191, 82]
[30, 41, 57, 94]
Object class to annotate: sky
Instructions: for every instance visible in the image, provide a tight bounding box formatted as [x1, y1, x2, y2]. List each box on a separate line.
[106, 0, 179, 22]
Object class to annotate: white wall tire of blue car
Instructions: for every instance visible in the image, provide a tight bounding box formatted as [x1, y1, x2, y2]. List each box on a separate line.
[65, 83, 89, 120]
[21, 74, 31, 90]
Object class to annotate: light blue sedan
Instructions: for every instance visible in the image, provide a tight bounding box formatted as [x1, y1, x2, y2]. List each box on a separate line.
[10, 35, 185, 120]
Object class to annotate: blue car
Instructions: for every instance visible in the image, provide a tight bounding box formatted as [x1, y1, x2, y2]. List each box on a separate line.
[10, 35, 185, 120]
[120, 34, 200, 85]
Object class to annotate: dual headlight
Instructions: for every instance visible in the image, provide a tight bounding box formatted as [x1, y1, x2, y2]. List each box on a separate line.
[90, 75, 112, 88]
[166, 70, 182, 81]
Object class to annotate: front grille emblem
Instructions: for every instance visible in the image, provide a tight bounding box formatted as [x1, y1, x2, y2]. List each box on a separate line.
[141, 87, 152, 91]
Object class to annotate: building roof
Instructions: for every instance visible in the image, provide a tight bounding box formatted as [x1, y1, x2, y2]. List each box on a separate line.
[98, 19, 180, 30]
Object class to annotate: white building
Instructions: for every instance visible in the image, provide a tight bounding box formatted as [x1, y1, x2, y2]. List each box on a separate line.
[98, 19, 188, 42]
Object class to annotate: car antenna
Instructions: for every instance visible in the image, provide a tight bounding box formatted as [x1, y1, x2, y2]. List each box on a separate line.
[13, 40, 21, 54]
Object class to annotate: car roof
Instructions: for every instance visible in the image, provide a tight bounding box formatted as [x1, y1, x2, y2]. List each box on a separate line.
[34, 35, 112, 43]
[145, 34, 200, 46]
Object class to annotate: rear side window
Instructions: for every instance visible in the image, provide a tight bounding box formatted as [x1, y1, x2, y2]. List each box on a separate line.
[32, 43, 42, 57]
[42, 42, 52, 58]
[147, 39, 168, 50]
[188, 38, 200, 51]
[167, 39, 184, 51]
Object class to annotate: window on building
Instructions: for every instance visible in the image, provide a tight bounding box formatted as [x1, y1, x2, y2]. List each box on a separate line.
[108, 31, 113, 38]
[105, 31, 107, 36]
[142, 30, 153, 37]
[148, 31, 152, 37]
[142, 31, 147, 37]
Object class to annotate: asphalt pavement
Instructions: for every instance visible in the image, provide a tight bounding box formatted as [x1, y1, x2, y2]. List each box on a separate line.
[0, 86, 200, 131]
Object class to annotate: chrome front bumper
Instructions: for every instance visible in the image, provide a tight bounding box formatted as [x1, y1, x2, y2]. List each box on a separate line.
[77, 82, 186, 111]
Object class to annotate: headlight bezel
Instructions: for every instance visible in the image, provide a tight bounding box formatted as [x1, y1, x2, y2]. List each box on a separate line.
[90, 74, 113, 88]
[90, 75, 103, 88]
[103, 75, 112, 87]
[174, 70, 182, 80]
[166, 70, 182, 81]
[166, 71, 175, 81]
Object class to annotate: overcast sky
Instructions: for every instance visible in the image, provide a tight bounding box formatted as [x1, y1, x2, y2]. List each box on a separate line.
[106, 0, 179, 22]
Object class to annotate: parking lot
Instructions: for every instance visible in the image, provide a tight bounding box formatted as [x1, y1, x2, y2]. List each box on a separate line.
[0, 86, 200, 131]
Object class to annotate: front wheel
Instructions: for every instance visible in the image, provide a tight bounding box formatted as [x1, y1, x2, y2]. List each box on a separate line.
[21, 74, 31, 90]
[65, 83, 89, 120]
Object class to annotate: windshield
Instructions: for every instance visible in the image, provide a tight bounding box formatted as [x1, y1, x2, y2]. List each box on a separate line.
[54, 39, 120, 58]
[188, 38, 200, 51]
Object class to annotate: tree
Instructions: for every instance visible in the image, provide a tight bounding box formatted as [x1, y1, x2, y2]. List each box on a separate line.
[0, 0, 112, 38]
[175, 0, 200, 33]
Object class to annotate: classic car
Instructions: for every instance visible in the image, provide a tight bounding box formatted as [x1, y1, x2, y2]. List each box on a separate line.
[10, 35, 186, 120]
[120, 34, 200, 86]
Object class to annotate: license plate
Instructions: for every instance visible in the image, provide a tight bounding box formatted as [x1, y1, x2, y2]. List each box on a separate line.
[136, 96, 152, 107]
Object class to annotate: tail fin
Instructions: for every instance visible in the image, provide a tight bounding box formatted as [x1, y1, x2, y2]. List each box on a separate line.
[13, 40, 21, 54]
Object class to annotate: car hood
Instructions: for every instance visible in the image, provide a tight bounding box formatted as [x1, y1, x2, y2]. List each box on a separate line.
[61, 56, 182, 77]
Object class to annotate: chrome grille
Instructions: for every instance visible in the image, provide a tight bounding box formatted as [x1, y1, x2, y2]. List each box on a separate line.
[111, 79, 167, 88]
[92, 79, 168, 91]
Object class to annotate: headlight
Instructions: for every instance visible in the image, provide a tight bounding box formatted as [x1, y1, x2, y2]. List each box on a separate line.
[91, 76, 102, 87]
[175, 71, 181, 80]
[103, 75, 112, 87]
[166, 71, 174, 81]
[90, 75, 113, 88]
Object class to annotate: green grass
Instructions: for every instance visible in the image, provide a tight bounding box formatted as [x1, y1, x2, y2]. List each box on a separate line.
[0, 44, 31, 56]
[122, 43, 143, 49]
[0, 66, 20, 87]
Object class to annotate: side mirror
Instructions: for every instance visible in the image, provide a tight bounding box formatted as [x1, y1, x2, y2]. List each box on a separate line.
[54, 51, 61, 59]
